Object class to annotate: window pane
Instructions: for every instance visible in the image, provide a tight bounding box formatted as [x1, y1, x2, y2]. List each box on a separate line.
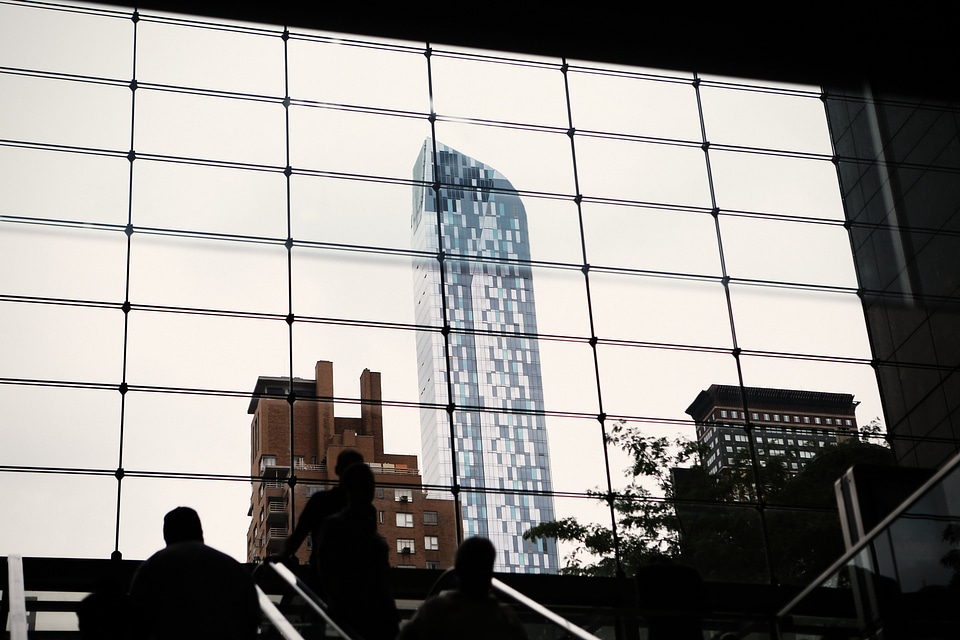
[0, 147, 129, 225]
[582, 203, 721, 275]
[133, 161, 287, 238]
[431, 51, 566, 127]
[0, 3, 132, 78]
[567, 66, 700, 140]
[288, 36, 427, 112]
[1, 225, 126, 301]
[0, 75, 129, 150]
[137, 19, 284, 95]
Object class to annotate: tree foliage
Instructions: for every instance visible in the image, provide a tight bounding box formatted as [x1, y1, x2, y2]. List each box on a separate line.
[525, 420, 895, 583]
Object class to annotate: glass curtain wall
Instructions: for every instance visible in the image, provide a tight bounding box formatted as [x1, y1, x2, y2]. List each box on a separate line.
[0, 0, 882, 582]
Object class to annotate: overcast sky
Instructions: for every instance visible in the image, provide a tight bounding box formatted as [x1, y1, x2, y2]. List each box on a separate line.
[0, 0, 880, 563]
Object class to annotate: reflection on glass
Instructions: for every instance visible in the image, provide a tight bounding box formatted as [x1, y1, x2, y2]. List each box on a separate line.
[0, 1, 896, 581]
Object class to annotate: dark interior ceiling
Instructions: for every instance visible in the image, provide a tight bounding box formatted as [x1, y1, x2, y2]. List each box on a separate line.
[98, 2, 957, 102]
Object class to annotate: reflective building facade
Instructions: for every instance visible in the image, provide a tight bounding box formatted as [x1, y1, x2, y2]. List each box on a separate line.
[411, 140, 558, 573]
[826, 88, 960, 469]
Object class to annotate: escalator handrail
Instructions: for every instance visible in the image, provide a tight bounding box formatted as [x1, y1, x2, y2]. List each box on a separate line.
[491, 577, 602, 640]
[7, 554, 28, 640]
[256, 585, 306, 640]
[264, 561, 356, 640]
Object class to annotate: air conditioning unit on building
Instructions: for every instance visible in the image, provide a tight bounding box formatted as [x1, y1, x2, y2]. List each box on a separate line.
[401, 547, 411, 554]
[399, 495, 409, 502]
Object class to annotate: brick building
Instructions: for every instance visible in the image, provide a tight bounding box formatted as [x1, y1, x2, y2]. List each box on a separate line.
[686, 385, 860, 476]
[246, 360, 458, 569]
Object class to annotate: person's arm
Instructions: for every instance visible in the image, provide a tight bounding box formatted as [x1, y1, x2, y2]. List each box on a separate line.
[279, 495, 316, 558]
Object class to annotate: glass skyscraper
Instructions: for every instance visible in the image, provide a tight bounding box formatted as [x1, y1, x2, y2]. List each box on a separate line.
[411, 139, 559, 573]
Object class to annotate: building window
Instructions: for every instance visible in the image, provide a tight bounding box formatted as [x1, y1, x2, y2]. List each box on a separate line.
[804, 416, 811, 424]
[773, 414, 780, 422]
[397, 539, 415, 554]
[751, 412, 759, 420]
[377, 488, 384, 499]
[396, 513, 414, 528]
[423, 511, 439, 525]
[293, 455, 304, 469]
[720, 409, 728, 418]
[425, 536, 439, 550]
[396, 488, 413, 503]
[426, 561, 441, 570]
[763, 413, 770, 421]
[814, 417, 822, 425]
[378, 511, 384, 524]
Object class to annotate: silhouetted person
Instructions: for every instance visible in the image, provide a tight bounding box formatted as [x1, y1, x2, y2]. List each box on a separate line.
[129, 507, 259, 640]
[281, 448, 364, 581]
[398, 536, 527, 640]
[315, 462, 399, 640]
[78, 580, 132, 640]
[634, 554, 707, 640]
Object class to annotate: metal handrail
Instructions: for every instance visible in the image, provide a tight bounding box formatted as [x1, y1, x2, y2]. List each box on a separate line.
[777, 448, 960, 618]
[266, 561, 355, 640]
[256, 585, 305, 640]
[7, 554, 28, 640]
[491, 577, 602, 640]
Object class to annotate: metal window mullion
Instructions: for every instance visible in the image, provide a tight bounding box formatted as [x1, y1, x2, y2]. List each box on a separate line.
[561, 58, 624, 577]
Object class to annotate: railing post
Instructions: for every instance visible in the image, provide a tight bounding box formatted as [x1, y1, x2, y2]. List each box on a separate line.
[8, 554, 28, 640]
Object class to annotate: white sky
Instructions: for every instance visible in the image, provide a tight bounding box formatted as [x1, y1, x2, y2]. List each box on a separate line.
[0, 0, 881, 564]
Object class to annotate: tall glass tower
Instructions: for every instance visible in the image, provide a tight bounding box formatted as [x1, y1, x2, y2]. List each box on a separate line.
[411, 139, 558, 573]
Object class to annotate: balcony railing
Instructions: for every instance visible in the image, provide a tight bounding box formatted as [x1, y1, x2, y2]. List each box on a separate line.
[368, 462, 419, 475]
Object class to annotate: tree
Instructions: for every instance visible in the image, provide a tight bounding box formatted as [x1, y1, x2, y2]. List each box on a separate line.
[524, 420, 895, 583]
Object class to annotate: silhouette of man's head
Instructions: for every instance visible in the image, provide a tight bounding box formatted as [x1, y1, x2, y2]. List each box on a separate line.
[455, 536, 497, 597]
[163, 507, 204, 545]
[334, 448, 364, 477]
[340, 462, 375, 505]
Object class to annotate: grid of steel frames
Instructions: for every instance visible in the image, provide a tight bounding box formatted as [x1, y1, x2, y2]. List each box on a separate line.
[0, 0, 905, 580]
